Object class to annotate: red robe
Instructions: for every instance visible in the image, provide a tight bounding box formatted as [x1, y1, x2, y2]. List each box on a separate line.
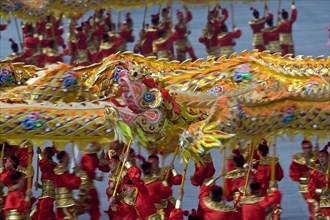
[169, 208, 185, 220]
[54, 165, 81, 220]
[224, 168, 246, 202]
[3, 187, 30, 218]
[31, 157, 56, 220]
[261, 25, 281, 53]
[198, 184, 239, 220]
[278, 6, 298, 55]
[308, 168, 330, 218]
[249, 13, 272, 51]
[198, 19, 221, 57]
[241, 190, 282, 220]
[289, 154, 317, 220]
[79, 153, 101, 220]
[136, 26, 159, 56]
[190, 160, 215, 187]
[255, 158, 284, 195]
[218, 29, 241, 57]
[110, 165, 158, 220]
[218, 29, 242, 47]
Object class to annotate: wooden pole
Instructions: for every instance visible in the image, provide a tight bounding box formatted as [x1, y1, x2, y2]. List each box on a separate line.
[277, 0, 281, 24]
[71, 142, 77, 166]
[1, 142, 5, 159]
[271, 136, 277, 182]
[181, 160, 189, 187]
[14, 18, 23, 52]
[243, 141, 254, 197]
[165, 146, 179, 181]
[117, 10, 121, 31]
[230, 0, 235, 30]
[35, 151, 39, 191]
[326, 161, 330, 190]
[142, 6, 148, 28]
[222, 147, 226, 191]
[27, 144, 33, 190]
[113, 140, 132, 197]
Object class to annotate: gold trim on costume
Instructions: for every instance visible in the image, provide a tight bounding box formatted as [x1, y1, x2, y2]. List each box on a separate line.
[40, 180, 56, 199]
[5, 209, 22, 220]
[56, 187, 75, 208]
[225, 168, 245, 179]
[239, 195, 264, 205]
[279, 33, 293, 45]
[203, 194, 237, 212]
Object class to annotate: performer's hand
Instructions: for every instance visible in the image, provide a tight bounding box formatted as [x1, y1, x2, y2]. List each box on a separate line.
[25, 189, 32, 199]
[264, 4, 268, 11]
[34, 182, 42, 189]
[96, 176, 103, 181]
[109, 197, 116, 207]
[120, 152, 129, 161]
[100, 150, 105, 159]
[74, 165, 81, 173]
[270, 181, 278, 189]
[99, 159, 108, 166]
[110, 182, 115, 189]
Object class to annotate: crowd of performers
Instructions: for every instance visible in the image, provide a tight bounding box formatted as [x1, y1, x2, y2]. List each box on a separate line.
[1, 2, 297, 67]
[0, 138, 329, 220]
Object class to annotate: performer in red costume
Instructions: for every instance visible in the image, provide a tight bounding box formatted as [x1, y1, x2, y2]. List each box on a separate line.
[254, 140, 284, 195]
[147, 152, 181, 219]
[15, 140, 34, 194]
[240, 181, 282, 220]
[148, 152, 182, 187]
[171, 5, 197, 61]
[71, 26, 89, 66]
[77, 142, 103, 220]
[108, 158, 160, 219]
[118, 12, 135, 52]
[43, 40, 63, 66]
[289, 140, 319, 220]
[224, 149, 247, 203]
[198, 169, 239, 220]
[0, 155, 20, 188]
[134, 14, 160, 57]
[3, 172, 31, 219]
[261, 13, 281, 53]
[199, 21, 221, 58]
[141, 161, 173, 219]
[278, 1, 297, 55]
[308, 143, 330, 219]
[248, 6, 272, 52]
[98, 33, 123, 60]
[190, 153, 216, 187]
[13, 25, 40, 65]
[218, 24, 242, 57]
[31, 146, 57, 220]
[53, 151, 81, 220]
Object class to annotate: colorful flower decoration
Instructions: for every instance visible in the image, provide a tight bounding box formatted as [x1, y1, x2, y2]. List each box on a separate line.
[21, 111, 45, 130]
[233, 64, 252, 82]
[0, 68, 15, 85]
[209, 85, 224, 95]
[282, 108, 296, 124]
